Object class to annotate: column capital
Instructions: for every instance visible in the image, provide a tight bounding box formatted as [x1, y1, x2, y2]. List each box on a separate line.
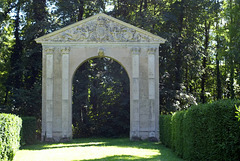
[44, 46, 55, 55]
[60, 47, 71, 55]
[131, 47, 141, 54]
[147, 47, 157, 54]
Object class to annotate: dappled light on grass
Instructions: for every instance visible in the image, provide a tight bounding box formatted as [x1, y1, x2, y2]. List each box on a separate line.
[14, 138, 183, 161]
[14, 146, 159, 160]
[44, 142, 106, 149]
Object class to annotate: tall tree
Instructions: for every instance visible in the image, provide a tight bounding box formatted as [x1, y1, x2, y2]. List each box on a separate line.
[49, 0, 105, 28]
[221, 0, 240, 99]
[5, 0, 24, 108]
[214, 0, 223, 100]
[18, 0, 49, 117]
[0, 0, 49, 117]
[200, 20, 211, 103]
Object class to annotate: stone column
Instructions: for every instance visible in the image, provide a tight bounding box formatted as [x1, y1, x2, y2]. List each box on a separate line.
[44, 47, 54, 141]
[130, 47, 140, 140]
[148, 47, 158, 140]
[61, 47, 71, 140]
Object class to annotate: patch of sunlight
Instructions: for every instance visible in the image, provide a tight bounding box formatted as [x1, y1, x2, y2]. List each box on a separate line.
[14, 146, 160, 161]
[44, 142, 106, 148]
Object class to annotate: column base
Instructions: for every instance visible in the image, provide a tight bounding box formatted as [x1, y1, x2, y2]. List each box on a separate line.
[130, 131, 159, 141]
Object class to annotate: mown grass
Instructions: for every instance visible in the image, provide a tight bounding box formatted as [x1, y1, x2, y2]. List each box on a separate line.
[14, 138, 184, 161]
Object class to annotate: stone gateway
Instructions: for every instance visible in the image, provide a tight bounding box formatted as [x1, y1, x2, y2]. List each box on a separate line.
[35, 13, 166, 142]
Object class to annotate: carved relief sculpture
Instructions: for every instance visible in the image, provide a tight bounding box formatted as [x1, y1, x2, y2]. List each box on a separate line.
[40, 16, 162, 43]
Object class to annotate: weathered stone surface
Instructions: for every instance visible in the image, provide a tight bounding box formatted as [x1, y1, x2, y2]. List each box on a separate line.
[36, 13, 165, 142]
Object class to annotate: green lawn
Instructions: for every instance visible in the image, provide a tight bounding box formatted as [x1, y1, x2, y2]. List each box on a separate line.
[14, 138, 184, 161]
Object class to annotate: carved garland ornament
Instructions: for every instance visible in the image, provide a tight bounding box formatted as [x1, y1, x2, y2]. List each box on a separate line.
[42, 16, 160, 43]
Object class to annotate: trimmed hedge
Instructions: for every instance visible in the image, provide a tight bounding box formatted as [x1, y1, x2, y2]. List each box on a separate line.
[159, 115, 172, 148]
[0, 113, 22, 161]
[21, 117, 37, 145]
[160, 99, 240, 161]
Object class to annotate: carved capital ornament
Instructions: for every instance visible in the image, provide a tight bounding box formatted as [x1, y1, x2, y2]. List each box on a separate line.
[44, 47, 55, 54]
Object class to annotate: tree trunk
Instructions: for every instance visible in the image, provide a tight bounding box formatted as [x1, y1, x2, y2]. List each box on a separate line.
[78, 0, 84, 21]
[175, 0, 184, 90]
[9, 1, 23, 89]
[201, 20, 211, 103]
[216, 56, 222, 100]
[229, 0, 235, 99]
[216, 22, 222, 100]
[185, 62, 189, 93]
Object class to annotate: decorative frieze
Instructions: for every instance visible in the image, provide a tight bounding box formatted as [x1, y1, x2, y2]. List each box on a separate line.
[40, 16, 162, 43]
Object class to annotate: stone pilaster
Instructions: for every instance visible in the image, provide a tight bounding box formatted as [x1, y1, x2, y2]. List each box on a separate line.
[148, 47, 157, 139]
[61, 47, 71, 140]
[44, 47, 55, 141]
[131, 47, 140, 140]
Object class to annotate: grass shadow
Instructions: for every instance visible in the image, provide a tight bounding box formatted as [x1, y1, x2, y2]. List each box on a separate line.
[21, 138, 160, 150]
[19, 138, 184, 161]
[73, 155, 154, 161]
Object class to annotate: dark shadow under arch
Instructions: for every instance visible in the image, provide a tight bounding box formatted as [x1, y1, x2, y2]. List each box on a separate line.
[72, 57, 130, 138]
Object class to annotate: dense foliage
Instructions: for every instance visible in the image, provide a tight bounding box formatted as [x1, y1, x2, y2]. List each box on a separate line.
[21, 117, 37, 145]
[0, 0, 240, 137]
[0, 113, 22, 161]
[160, 99, 240, 161]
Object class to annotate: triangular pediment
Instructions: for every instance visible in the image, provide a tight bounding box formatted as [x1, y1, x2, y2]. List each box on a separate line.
[35, 13, 166, 44]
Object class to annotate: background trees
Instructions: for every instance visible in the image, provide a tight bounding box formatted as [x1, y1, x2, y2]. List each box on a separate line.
[72, 58, 129, 138]
[0, 0, 239, 136]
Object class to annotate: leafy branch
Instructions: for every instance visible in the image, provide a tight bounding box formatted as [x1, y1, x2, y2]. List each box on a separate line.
[236, 105, 240, 121]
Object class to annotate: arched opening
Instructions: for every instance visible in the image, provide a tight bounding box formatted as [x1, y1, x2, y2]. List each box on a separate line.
[72, 57, 130, 138]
